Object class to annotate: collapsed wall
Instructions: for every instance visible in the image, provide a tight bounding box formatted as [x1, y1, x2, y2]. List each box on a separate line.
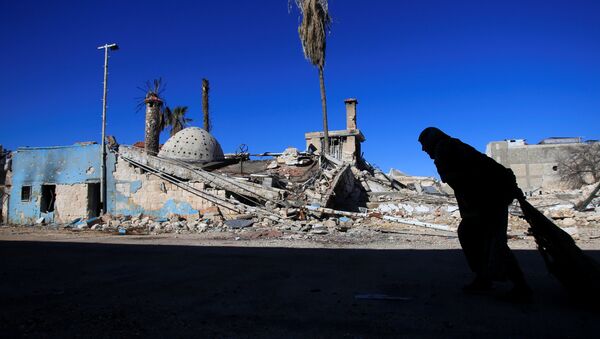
[111, 156, 225, 219]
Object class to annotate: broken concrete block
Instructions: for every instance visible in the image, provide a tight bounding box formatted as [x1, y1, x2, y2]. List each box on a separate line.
[310, 228, 328, 235]
[560, 218, 577, 227]
[225, 219, 254, 229]
[277, 147, 301, 165]
[200, 206, 221, 218]
[324, 219, 337, 228]
[86, 217, 102, 227]
[76, 221, 89, 229]
[310, 223, 328, 234]
[562, 226, 578, 239]
[546, 204, 575, 219]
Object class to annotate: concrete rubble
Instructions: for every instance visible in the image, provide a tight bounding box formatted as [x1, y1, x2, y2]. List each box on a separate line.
[32, 146, 598, 243]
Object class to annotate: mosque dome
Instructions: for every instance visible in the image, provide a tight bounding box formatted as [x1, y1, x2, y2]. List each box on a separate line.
[158, 127, 225, 162]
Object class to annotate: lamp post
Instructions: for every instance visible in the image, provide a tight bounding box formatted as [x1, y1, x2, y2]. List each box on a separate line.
[97, 43, 119, 215]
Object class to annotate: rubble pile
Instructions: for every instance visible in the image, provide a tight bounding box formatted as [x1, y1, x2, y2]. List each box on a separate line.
[28, 146, 600, 242]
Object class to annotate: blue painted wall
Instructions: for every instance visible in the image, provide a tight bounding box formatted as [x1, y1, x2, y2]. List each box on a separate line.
[8, 144, 115, 224]
[103, 153, 202, 218]
[8, 143, 202, 223]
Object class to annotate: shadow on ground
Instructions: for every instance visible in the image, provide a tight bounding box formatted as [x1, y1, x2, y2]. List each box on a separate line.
[1, 241, 598, 338]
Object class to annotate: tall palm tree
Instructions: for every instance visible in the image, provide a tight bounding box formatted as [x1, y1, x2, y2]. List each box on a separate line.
[294, 0, 332, 154]
[140, 78, 165, 154]
[162, 106, 192, 137]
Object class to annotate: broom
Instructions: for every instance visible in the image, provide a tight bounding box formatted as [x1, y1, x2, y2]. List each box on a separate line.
[518, 197, 600, 302]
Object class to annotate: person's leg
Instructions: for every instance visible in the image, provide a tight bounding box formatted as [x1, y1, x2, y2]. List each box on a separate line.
[487, 207, 532, 300]
[458, 217, 492, 291]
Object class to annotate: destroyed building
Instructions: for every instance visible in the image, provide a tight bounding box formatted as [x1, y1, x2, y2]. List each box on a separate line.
[305, 98, 365, 164]
[3, 99, 380, 226]
[5, 129, 235, 224]
[2, 99, 598, 241]
[7, 143, 113, 224]
[486, 137, 600, 194]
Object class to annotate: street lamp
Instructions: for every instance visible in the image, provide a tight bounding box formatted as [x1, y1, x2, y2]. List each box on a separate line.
[97, 43, 119, 215]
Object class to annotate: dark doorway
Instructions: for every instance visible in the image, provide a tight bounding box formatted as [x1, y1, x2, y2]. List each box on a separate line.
[40, 185, 56, 213]
[87, 183, 101, 218]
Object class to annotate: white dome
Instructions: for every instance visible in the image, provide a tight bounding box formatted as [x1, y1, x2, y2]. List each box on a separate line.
[158, 127, 225, 162]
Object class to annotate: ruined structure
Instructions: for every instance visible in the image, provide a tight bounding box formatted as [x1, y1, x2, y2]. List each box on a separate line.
[7, 144, 108, 224]
[4, 98, 598, 244]
[486, 138, 600, 194]
[1, 97, 458, 228]
[305, 98, 365, 164]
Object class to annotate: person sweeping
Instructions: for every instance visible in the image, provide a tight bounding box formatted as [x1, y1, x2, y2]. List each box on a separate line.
[419, 127, 532, 301]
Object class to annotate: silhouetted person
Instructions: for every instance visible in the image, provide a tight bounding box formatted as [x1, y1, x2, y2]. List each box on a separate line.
[418, 127, 532, 301]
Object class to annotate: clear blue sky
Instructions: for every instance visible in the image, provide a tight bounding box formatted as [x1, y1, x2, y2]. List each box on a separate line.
[1, 0, 599, 177]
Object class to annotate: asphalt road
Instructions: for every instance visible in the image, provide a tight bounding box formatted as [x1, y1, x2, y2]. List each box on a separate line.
[1, 241, 599, 338]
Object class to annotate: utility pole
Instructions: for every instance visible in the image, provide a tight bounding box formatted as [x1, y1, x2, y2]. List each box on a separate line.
[97, 43, 119, 215]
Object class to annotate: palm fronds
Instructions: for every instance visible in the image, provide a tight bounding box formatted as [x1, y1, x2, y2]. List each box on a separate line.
[294, 0, 331, 70]
[136, 78, 166, 112]
[162, 106, 192, 137]
[291, 0, 332, 154]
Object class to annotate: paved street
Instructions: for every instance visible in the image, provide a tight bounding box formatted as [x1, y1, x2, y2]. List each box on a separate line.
[1, 240, 599, 338]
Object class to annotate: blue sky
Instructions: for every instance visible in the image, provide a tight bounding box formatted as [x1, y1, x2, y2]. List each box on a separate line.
[1, 0, 599, 177]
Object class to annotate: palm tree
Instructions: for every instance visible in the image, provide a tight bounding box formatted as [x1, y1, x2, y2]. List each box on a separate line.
[293, 0, 332, 154]
[162, 106, 192, 137]
[139, 78, 165, 154]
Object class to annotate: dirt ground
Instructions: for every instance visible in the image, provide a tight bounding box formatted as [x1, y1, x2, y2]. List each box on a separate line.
[1, 225, 599, 338]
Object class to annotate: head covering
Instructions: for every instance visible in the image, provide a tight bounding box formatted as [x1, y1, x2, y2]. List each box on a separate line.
[418, 127, 451, 156]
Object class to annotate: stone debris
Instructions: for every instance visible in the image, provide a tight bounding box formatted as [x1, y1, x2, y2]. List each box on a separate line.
[11, 145, 599, 243]
[225, 219, 254, 229]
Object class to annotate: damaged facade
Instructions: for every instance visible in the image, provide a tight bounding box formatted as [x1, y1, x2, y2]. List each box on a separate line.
[6, 130, 236, 225]
[305, 98, 365, 164]
[486, 137, 600, 194]
[7, 144, 110, 224]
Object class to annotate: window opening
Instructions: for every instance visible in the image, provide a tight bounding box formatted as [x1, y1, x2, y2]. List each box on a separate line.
[21, 186, 31, 201]
[40, 185, 56, 213]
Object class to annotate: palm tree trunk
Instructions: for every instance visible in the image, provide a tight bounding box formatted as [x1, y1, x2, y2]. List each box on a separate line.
[318, 66, 330, 154]
[145, 103, 160, 154]
[202, 78, 210, 133]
